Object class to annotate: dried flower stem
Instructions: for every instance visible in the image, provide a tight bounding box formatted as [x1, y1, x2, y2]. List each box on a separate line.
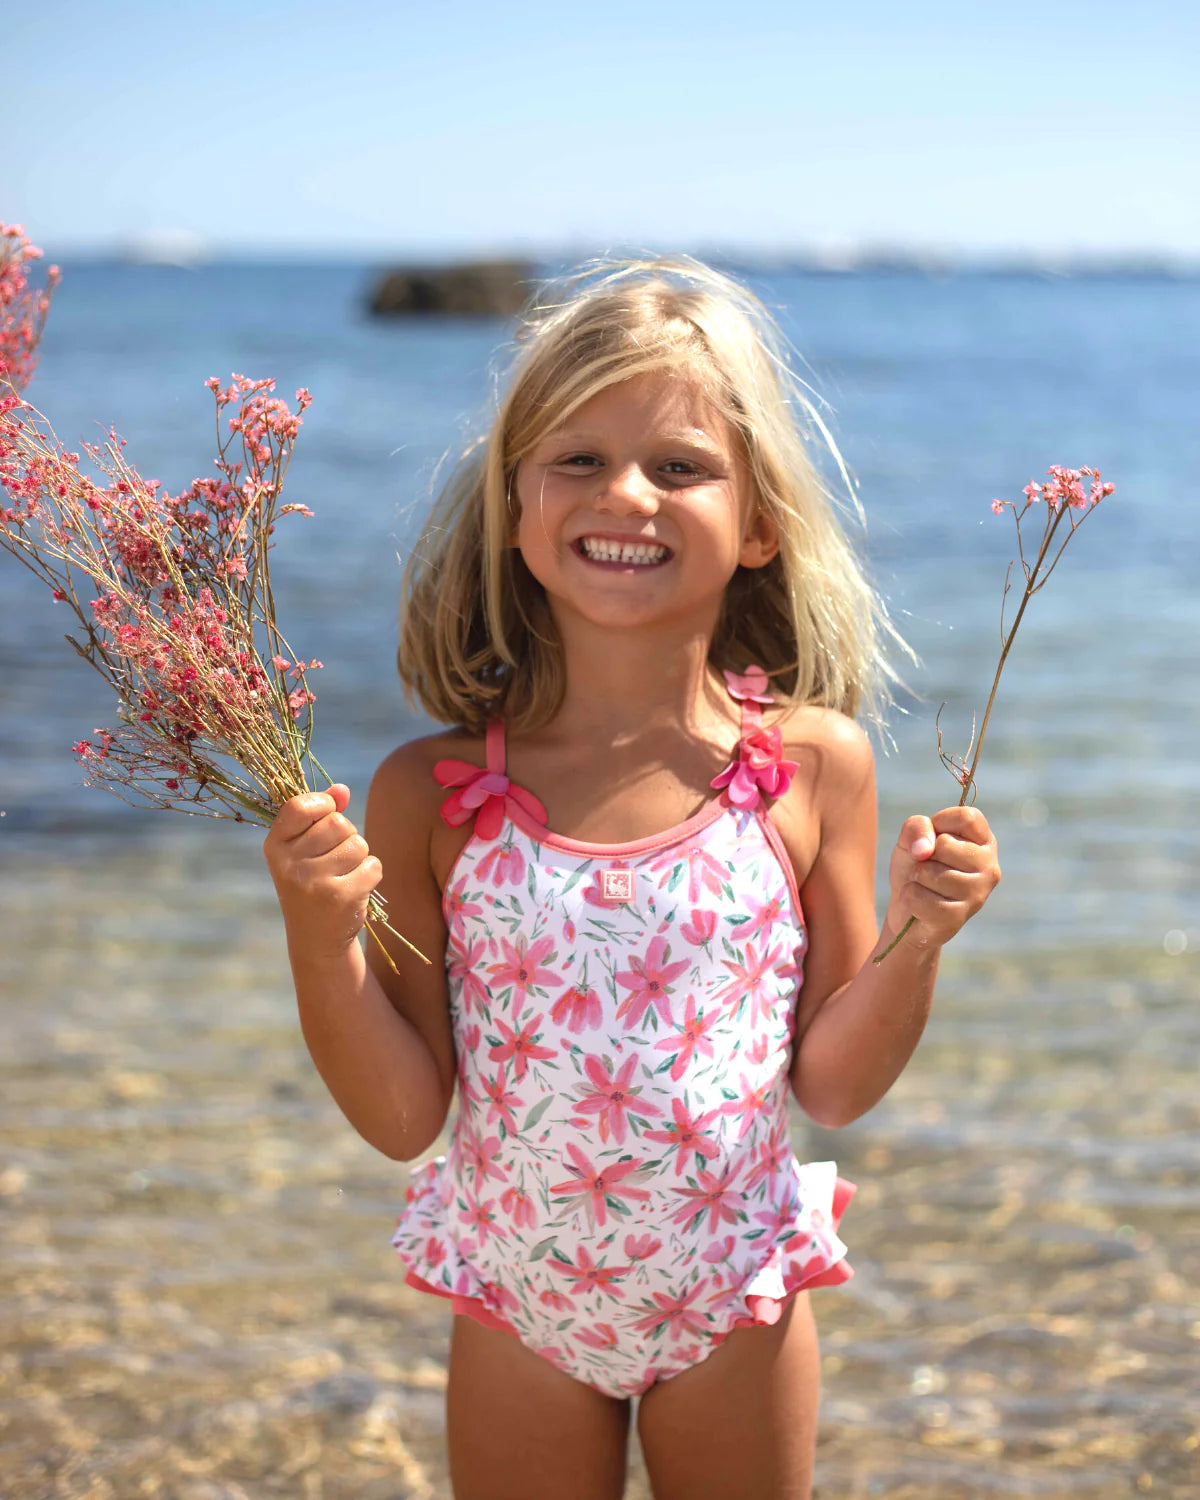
[874, 466, 1114, 965]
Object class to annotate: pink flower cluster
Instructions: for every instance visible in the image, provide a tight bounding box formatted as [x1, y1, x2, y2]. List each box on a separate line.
[0, 372, 323, 821]
[0, 224, 59, 393]
[991, 465, 1114, 516]
[708, 666, 798, 810]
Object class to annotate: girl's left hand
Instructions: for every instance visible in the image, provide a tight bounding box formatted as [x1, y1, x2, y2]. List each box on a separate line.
[885, 805, 1001, 950]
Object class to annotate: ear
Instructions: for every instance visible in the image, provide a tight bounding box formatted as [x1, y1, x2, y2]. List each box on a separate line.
[738, 506, 780, 570]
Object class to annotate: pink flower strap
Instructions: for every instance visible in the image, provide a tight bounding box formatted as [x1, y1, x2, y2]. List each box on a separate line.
[433, 719, 548, 841]
[710, 666, 799, 810]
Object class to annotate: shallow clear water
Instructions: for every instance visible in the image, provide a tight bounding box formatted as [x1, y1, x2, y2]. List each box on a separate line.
[1, 263, 1198, 1497]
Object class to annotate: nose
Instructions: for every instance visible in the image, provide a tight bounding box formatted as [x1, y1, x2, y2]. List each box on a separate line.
[595, 462, 659, 516]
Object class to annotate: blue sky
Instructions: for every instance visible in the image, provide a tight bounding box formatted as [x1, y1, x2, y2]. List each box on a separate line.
[7, 0, 1197, 258]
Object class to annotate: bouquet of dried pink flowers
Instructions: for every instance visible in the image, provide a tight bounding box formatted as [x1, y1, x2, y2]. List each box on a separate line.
[0, 230, 425, 966]
[876, 463, 1115, 962]
[1, 223, 59, 393]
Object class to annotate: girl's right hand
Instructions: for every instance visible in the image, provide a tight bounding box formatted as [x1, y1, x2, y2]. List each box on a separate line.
[262, 783, 382, 958]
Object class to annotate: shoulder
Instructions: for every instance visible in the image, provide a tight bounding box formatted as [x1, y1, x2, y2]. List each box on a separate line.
[774, 702, 875, 804]
[367, 727, 485, 828]
[370, 726, 484, 788]
[763, 703, 875, 887]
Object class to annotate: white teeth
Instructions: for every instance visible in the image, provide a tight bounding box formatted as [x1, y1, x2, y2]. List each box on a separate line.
[579, 537, 669, 565]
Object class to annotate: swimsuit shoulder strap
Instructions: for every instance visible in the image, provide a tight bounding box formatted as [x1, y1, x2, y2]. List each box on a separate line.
[432, 717, 547, 839]
[485, 717, 507, 774]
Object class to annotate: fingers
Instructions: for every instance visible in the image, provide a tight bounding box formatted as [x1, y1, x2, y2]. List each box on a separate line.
[929, 804, 995, 846]
[888, 804, 1001, 948]
[900, 814, 936, 860]
[267, 789, 346, 843]
[263, 786, 377, 883]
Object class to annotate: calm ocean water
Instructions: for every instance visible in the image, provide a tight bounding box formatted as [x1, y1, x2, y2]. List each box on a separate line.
[1, 263, 1197, 1497]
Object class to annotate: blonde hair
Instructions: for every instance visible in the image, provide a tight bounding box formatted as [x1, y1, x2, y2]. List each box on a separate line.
[399, 256, 906, 732]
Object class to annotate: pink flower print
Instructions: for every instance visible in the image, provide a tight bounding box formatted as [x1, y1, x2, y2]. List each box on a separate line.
[671, 1163, 742, 1234]
[716, 938, 782, 1026]
[481, 1280, 521, 1319]
[459, 1127, 507, 1184]
[614, 935, 690, 1031]
[550, 1245, 634, 1297]
[721, 1073, 773, 1139]
[742, 890, 786, 942]
[574, 1053, 662, 1144]
[487, 935, 559, 1002]
[488, 1013, 557, 1082]
[652, 843, 726, 903]
[499, 1186, 536, 1230]
[475, 841, 526, 888]
[576, 1322, 620, 1351]
[710, 724, 799, 810]
[550, 984, 603, 1034]
[447, 934, 490, 1017]
[538, 1289, 572, 1310]
[630, 1280, 709, 1340]
[784, 1246, 832, 1287]
[701, 1234, 736, 1265]
[746, 1033, 770, 1067]
[743, 1134, 784, 1193]
[426, 1237, 447, 1267]
[723, 665, 774, 705]
[643, 1098, 721, 1176]
[478, 1069, 521, 1134]
[624, 1233, 663, 1261]
[564, 919, 576, 944]
[653, 994, 718, 1082]
[679, 908, 716, 946]
[459, 1191, 506, 1242]
[755, 1202, 797, 1240]
[444, 879, 483, 925]
[549, 1143, 651, 1228]
[433, 758, 548, 841]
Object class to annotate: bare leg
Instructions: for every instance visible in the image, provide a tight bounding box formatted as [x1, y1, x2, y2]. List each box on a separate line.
[636, 1293, 821, 1500]
[446, 1315, 630, 1500]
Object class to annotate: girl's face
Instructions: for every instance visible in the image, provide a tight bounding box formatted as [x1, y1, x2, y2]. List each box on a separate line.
[513, 372, 778, 639]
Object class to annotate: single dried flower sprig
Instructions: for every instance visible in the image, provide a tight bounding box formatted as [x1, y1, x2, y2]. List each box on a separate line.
[874, 465, 1115, 964]
[0, 376, 429, 967]
[0, 224, 59, 393]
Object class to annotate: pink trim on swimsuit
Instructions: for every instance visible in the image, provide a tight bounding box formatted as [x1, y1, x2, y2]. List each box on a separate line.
[403, 668, 854, 1400]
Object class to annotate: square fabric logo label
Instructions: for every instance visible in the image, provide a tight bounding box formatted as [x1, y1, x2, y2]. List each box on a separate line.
[601, 869, 635, 902]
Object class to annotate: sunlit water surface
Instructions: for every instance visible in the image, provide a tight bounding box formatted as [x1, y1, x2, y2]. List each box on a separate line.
[1, 262, 1197, 1497]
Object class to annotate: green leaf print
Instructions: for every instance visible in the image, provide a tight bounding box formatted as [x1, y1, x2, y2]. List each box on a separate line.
[520, 1097, 554, 1135]
[667, 863, 685, 892]
[529, 1238, 558, 1262]
[558, 866, 587, 899]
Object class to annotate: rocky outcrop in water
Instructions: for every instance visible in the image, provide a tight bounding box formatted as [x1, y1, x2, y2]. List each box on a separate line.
[367, 260, 537, 317]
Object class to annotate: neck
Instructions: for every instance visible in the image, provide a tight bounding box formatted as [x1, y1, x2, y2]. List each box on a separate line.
[549, 618, 731, 743]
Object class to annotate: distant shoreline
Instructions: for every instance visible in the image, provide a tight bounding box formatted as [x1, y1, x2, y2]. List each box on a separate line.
[36, 249, 1200, 281]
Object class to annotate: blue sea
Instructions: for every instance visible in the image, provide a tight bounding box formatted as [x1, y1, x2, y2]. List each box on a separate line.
[1, 262, 1197, 1497]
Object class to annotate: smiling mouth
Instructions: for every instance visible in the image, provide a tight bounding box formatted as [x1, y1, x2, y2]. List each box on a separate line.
[574, 536, 673, 567]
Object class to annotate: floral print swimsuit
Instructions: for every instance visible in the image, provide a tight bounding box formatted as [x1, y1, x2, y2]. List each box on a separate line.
[391, 669, 854, 1399]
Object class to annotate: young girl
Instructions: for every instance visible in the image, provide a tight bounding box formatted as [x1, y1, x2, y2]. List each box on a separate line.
[264, 258, 1001, 1500]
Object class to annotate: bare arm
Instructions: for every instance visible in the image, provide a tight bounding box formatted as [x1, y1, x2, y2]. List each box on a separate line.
[776, 714, 1000, 1128]
[262, 742, 455, 1161]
